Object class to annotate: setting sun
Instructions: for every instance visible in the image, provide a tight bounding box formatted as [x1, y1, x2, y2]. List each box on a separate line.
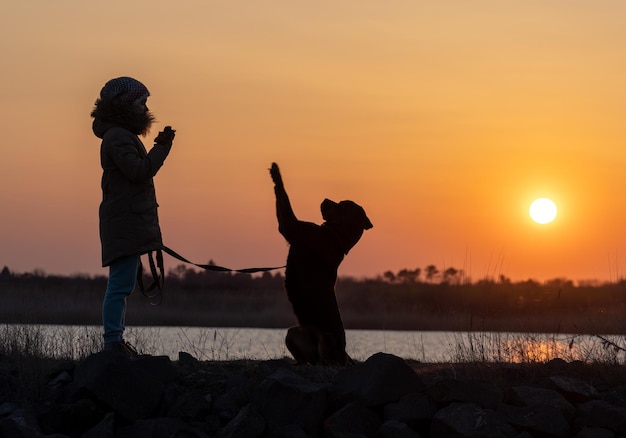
[529, 198, 558, 224]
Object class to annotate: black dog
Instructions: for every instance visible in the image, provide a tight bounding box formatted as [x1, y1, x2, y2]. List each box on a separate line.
[270, 163, 373, 365]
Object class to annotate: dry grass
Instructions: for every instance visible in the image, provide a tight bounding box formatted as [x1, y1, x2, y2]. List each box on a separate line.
[2, 324, 626, 405]
[446, 331, 626, 364]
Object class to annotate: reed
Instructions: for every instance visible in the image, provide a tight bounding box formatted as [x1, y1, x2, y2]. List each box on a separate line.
[2, 323, 626, 366]
[3, 323, 626, 403]
[447, 331, 626, 364]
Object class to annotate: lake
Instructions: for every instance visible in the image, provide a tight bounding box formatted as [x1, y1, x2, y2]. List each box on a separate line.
[16, 325, 626, 363]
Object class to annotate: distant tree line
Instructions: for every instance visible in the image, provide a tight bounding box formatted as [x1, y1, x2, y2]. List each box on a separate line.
[1, 263, 625, 333]
[382, 265, 466, 285]
[0, 263, 605, 288]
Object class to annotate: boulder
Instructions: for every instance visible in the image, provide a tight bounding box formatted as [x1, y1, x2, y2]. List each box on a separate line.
[600, 383, 626, 407]
[509, 385, 576, 421]
[574, 426, 615, 438]
[383, 391, 436, 432]
[499, 403, 570, 438]
[116, 417, 207, 438]
[576, 400, 626, 435]
[329, 353, 425, 408]
[37, 398, 103, 436]
[431, 402, 516, 438]
[252, 367, 326, 437]
[0, 417, 40, 438]
[216, 404, 265, 438]
[429, 378, 503, 410]
[73, 351, 167, 422]
[549, 375, 598, 404]
[213, 372, 257, 423]
[82, 412, 115, 438]
[378, 419, 421, 438]
[324, 400, 381, 438]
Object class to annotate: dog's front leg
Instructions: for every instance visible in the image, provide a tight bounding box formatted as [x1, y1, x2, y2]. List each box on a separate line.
[270, 163, 299, 240]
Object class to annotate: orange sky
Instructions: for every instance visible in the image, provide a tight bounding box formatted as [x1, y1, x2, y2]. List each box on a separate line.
[2, 1, 626, 283]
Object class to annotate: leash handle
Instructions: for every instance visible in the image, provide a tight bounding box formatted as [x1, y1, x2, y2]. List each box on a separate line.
[137, 250, 165, 305]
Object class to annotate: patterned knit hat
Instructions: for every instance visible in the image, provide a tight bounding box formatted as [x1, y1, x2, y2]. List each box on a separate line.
[99, 77, 150, 106]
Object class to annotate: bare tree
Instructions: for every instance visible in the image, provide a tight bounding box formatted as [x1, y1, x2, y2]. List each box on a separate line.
[425, 265, 439, 283]
[442, 267, 460, 284]
[383, 271, 396, 283]
[397, 268, 421, 284]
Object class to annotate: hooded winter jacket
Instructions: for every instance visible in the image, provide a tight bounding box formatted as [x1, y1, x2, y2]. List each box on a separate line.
[93, 119, 172, 266]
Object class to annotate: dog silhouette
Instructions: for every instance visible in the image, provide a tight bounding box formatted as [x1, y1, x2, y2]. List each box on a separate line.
[270, 162, 372, 365]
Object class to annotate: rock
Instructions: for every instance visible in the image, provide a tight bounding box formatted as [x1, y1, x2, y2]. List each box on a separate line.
[0, 417, 40, 438]
[166, 390, 212, 421]
[2, 408, 42, 437]
[574, 426, 615, 438]
[82, 412, 115, 438]
[213, 372, 257, 423]
[329, 352, 425, 408]
[324, 400, 381, 438]
[47, 370, 72, 389]
[378, 419, 421, 438]
[549, 375, 598, 403]
[576, 400, 626, 435]
[499, 403, 571, 438]
[431, 402, 516, 438]
[37, 398, 103, 436]
[11, 351, 626, 437]
[116, 417, 207, 438]
[600, 383, 626, 407]
[429, 378, 503, 409]
[252, 367, 326, 436]
[0, 401, 18, 417]
[509, 385, 576, 421]
[133, 354, 177, 384]
[179, 351, 200, 366]
[383, 391, 436, 433]
[73, 351, 166, 422]
[217, 404, 265, 438]
[546, 358, 569, 373]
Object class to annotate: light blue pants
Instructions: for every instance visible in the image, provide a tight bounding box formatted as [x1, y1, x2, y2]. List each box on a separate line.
[102, 255, 140, 345]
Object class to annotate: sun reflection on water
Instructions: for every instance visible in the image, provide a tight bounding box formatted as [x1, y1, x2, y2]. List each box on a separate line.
[445, 331, 625, 364]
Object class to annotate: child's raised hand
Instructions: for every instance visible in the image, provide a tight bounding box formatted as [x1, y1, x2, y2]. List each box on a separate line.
[155, 126, 176, 146]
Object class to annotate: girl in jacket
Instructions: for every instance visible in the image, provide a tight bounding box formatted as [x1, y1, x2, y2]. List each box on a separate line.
[91, 77, 175, 356]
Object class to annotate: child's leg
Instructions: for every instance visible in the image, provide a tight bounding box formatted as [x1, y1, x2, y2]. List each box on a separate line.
[102, 255, 140, 345]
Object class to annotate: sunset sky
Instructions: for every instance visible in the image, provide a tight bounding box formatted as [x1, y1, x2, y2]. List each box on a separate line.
[2, 1, 626, 283]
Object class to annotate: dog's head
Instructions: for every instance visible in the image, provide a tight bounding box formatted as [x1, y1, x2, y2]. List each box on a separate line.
[321, 199, 373, 230]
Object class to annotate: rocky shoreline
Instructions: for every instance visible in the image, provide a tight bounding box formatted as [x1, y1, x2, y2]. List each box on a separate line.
[2, 351, 626, 437]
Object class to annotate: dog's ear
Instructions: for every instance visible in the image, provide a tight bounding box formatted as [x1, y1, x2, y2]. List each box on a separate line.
[321, 199, 339, 222]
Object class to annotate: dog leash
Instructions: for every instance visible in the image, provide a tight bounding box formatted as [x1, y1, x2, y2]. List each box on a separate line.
[137, 245, 286, 304]
[161, 245, 285, 273]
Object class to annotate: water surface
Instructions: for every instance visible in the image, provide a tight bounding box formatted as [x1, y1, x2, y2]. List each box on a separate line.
[28, 325, 622, 363]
